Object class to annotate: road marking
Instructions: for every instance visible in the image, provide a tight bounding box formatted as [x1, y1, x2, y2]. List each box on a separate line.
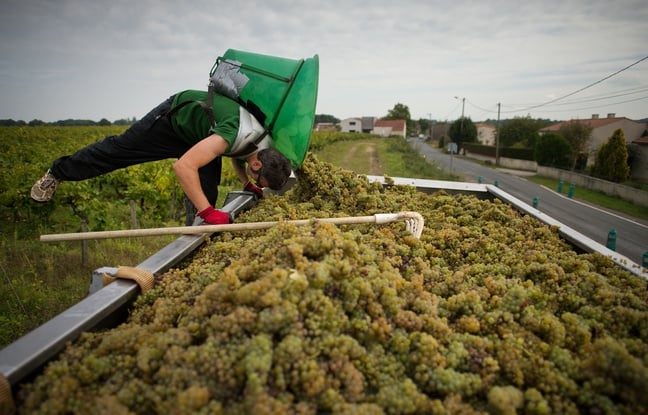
[540, 185, 648, 229]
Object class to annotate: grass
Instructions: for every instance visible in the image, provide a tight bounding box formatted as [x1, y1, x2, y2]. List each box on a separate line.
[526, 176, 648, 221]
[315, 136, 455, 180]
[621, 180, 648, 192]
[316, 136, 648, 222]
[1, 228, 176, 347]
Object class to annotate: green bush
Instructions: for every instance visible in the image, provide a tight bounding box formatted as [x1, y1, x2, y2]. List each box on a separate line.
[591, 129, 630, 183]
[462, 143, 535, 161]
[535, 132, 572, 169]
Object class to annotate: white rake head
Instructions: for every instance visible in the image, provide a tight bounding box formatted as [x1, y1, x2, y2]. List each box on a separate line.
[374, 211, 425, 239]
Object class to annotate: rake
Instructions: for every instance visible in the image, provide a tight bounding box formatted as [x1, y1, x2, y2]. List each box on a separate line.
[40, 211, 425, 242]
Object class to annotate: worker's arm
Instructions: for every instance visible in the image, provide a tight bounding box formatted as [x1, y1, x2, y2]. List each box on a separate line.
[174, 133, 229, 213]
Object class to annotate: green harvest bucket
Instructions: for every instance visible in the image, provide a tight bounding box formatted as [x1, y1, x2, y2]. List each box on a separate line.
[210, 49, 319, 169]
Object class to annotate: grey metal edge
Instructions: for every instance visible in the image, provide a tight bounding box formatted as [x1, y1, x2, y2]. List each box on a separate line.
[0, 192, 256, 387]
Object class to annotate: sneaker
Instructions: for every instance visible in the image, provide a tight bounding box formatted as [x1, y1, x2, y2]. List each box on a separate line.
[30, 170, 61, 202]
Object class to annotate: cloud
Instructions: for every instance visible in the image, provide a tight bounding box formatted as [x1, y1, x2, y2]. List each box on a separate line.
[1, 0, 647, 122]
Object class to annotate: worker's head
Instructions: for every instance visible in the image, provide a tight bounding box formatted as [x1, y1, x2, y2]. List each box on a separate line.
[248, 148, 291, 190]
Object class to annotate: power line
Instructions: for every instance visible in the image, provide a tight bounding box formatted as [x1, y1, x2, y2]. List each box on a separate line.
[509, 94, 648, 114]
[466, 99, 498, 114]
[548, 86, 648, 106]
[503, 85, 648, 111]
[468, 86, 648, 116]
[562, 85, 648, 101]
[441, 100, 463, 120]
[463, 56, 648, 117]
[512, 55, 648, 112]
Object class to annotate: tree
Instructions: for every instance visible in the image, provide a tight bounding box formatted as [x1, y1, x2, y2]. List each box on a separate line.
[448, 117, 477, 151]
[383, 103, 411, 121]
[383, 103, 414, 136]
[0, 119, 26, 126]
[535, 132, 572, 169]
[591, 128, 630, 182]
[114, 118, 134, 126]
[558, 121, 592, 171]
[418, 118, 431, 137]
[498, 116, 542, 148]
[315, 114, 340, 124]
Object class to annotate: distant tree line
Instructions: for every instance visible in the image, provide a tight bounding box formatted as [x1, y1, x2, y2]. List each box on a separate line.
[0, 117, 136, 127]
[314, 114, 340, 124]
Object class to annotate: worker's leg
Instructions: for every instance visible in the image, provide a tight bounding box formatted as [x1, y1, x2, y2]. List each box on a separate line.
[49, 96, 184, 180]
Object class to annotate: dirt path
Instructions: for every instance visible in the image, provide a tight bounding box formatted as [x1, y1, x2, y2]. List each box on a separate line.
[341, 141, 382, 175]
[365, 145, 381, 175]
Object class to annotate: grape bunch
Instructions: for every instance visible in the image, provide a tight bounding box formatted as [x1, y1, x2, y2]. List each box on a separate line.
[17, 153, 648, 414]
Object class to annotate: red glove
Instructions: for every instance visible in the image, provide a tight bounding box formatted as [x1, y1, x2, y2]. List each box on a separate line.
[197, 206, 231, 225]
[244, 181, 264, 198]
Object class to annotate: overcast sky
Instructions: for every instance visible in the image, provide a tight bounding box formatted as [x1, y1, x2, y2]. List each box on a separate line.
[1, 0, 647, 123]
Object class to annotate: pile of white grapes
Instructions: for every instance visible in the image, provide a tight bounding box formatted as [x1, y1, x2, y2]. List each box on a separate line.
[17, 154, 647, 414]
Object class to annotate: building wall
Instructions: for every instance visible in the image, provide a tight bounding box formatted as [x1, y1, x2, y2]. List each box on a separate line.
[361, 117, 376, 133]
[373, 127, 393, 137]
[587, 119, 648, 165]
[630, 144, 648, 182]
[432, 124, 450, 141]
[339, 118, 363, 133]
[372, 120, 406, 137]
[314, 123, 338, 132]
[476, 124, 496, 146]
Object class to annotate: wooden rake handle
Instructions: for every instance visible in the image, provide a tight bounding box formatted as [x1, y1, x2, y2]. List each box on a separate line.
[40, 212, 424, 242]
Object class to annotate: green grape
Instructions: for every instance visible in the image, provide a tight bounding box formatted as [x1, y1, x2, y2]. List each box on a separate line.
[487, 385, 524, 415]
[14, 152, 648, 415]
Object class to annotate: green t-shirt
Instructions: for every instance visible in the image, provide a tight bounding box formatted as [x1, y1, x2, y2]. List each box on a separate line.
[170, 90, 241, 150]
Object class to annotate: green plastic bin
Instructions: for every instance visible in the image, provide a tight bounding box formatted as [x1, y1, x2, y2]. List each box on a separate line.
[210, 49, 319, 169]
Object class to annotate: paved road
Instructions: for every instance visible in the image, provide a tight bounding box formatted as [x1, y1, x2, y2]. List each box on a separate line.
[407, 138, 648, 266]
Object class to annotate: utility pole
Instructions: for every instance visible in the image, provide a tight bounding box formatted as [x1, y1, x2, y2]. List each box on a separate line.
[496, 102, 501, 165]
[454, 96, 466, 143]
[455, 96, 465, 133]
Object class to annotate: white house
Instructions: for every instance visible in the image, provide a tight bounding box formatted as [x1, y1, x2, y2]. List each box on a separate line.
[539, 114, 648, 167]
[476, 123, 496, 146]
[339, 118, 363, 133]
[372, 120, 407, 138]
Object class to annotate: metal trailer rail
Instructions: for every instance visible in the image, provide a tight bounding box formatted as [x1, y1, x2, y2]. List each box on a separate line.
[1, 179, 646, 397]
[366, 175, 647, 280]
[0, 191, 257, 390]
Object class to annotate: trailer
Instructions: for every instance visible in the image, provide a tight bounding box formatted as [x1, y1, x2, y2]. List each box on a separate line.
[1, 176, 646, 412]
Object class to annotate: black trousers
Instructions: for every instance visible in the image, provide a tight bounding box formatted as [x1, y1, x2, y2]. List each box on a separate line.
[50, 96, 222, 215]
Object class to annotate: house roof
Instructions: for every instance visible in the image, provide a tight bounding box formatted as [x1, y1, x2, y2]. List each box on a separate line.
[374, 119, 406, 132]
[539, 117, 630, 132]
[633, 136, 648, 145]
